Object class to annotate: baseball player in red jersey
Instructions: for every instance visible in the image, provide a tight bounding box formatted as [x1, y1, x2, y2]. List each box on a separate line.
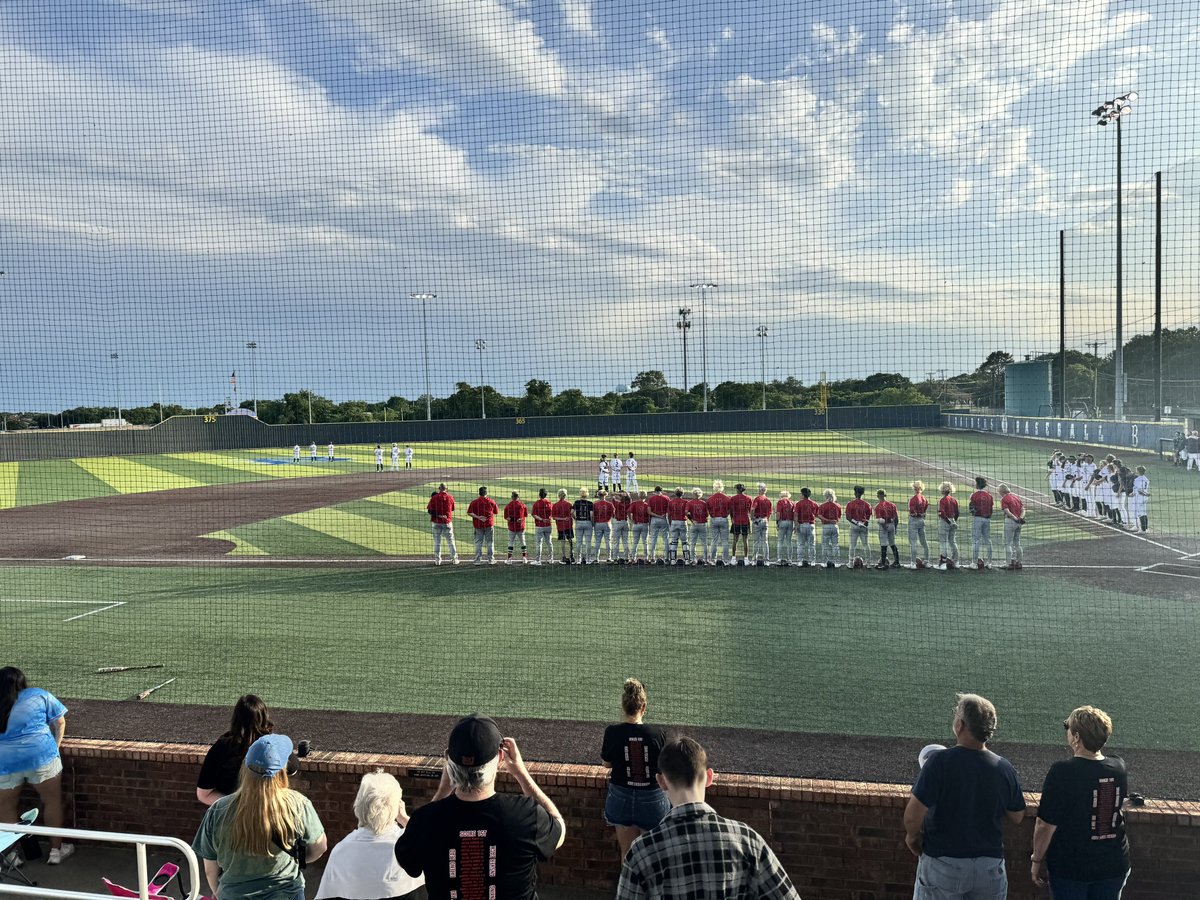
[907, 481, 930, 568]
[845, 486, 872, 566]
[530, 488, 554, 565]
[706, 479, 731, 565]
[750, 483, 772, 566]
[937, 482, 960, 569]
[666, 488, 691, 565]
[629, 491, 651, 563]
[593, 490, 616, 563]
[728, 484, 753, 566]
[968, 476, 995, 569]
[552, 489, 575, 563]
[611, 490, 631, 563]
[426, 483, 459, 566]
[687, 489, 709, 565]
[646, 486, 670, 564]
[998, 484, 1025, 570]
[873, 489, 900, 569]
[816, 489, 842, 568]
[775, 491, 795, 566]
[503, 491, 529, 564]
[467, 486, 500, 565]
[794, 487, 819, 566]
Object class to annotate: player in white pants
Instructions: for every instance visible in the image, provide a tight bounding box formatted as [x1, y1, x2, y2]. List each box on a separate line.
[327, 442, 335, 462]
[751, 483, 772, 565]
[597, 456, 610, 493]
[1130, 467, 1150, 533]
[795, 487, 817, 566]
[818, 488, 841, 567]
[292, 444, 300, 463]
[611, 491, 631, 562]
[625, 453, 639, 492]
[775, 491, 795, 566]
[707, 480, 731, 564]
[390, 443, 401, 471]
[630, 491, 649, 562]
[609, 455, 622, 494]
[687, 489, 709, 565]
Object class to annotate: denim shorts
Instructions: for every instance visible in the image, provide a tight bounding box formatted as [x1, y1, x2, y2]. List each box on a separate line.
[0, 756, 63, 790]
[603, 783, 670, 830]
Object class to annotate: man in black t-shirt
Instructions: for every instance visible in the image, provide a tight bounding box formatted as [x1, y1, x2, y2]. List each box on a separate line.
[395, 714, 565, 900]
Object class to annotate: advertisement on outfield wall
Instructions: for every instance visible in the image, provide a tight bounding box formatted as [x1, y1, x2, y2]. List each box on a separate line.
[945, 414, 1181, 454]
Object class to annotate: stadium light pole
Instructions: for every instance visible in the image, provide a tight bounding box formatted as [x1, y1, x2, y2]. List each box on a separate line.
[109, 352, 122, 422]
[676, 307, 692, 396]
[410, 293, 436, 420]
[756, 325, 768, 410]
[246, 341, 258, 417]
[1092, 91, 1138, 420]
[690, 283, 717, 411]
[475, 338, 488, 419]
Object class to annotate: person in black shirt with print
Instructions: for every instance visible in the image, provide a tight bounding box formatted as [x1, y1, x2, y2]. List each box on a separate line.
[395, 715, 565, 900]
[196, 694, 278, 805]
[600, 678, 669, 859]
[1032, 706, 1130, 898]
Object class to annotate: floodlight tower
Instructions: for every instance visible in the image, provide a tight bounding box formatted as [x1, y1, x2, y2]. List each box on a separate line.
[755, 325, 769, 410]
[690, 283, 717, 411]
[409, 293, 437, 420]
[676, 307, 692, 394]
[475, 338, 488, 419]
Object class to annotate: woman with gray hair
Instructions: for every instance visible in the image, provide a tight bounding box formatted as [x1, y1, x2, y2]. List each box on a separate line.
[315, 771, 424, 900]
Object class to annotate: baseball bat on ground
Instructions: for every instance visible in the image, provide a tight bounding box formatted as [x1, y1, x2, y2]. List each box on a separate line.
[96, 664, 164, 674]
[129, 677, 176, 702]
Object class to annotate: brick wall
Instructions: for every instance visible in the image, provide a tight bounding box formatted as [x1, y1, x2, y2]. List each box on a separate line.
[48, 740, 1200, 899]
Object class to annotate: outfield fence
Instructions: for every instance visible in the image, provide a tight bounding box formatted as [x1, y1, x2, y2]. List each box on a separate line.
[944, 414, 1183, 455]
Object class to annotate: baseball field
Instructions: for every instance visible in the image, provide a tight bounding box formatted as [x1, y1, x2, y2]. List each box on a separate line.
[3, 426, 1198, 788]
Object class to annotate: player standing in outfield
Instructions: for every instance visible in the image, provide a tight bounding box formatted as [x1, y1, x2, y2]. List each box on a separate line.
[593, 490, 615, 563]
[997, 484, 1024, 571]
[468, 486, 499, 565]
[374, 445, 384, 472]
[874, 490, 901, 570]
[598, 455, 610, 493]
[1187, 431, 1200, 471]
[774, 491, 795, 566]
[426, 483, 460, 566]
[907, 482, 930, 569]
[574, 488, 596, 564]
[611, 490, 631, 563]
[629, 491, 650, 564]
[293, 444, 300, 463]
[609, 454, 622, 494]
[968, 476, 994, 570]
[750, 483, 773, 566]
[503, 491, 529, 565]
[728, 484, 753, 566]
[845, 486, 872, 566]
[666, 489, 690, 566]
[706, 480, 731, 565]
[646, 486, 670, 564]
[937, 482, 960, 569]
[687, 489, 709, 566]
[404, 445, 414, 469]
[1131, 466, 1150, 533]
[817, 489, 842, 569]
[327, 442, 335, 462]
[625, 452, 639, 492]
[530, 489, 554, 565]
[309, 441, 318, 462]
[794, 487, 818, 567]
[552, 489, 575, 564]
[390, 443, 401, 471]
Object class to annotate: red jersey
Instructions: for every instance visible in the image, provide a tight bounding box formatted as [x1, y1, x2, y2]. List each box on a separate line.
[794, 497, 818, 524]
[817, 501, 842, 524]
[667, 497, 690, 521]
[629, 499, 651, 524]
[706, 491, 731, 518]
[729, 493, 753, 526]
[467, 496, 498, 529]
[751, 495, 772, 520]
[969, 490, 994, 518]
[551, 498, 574, 528]
[530, 498, 553, 528]
[426, 491, 455, 524]
[593, 499, 615, 524]
[612, 497, 630, 521]
[503, 499, 527, 532]
[687, 498, 709, 523]
[647, 493, 670, 518]
[775, 498, 794, 522]
[938, 495, 959, 521]
[845, 498, 872, 526]
[909, 494, 929, 518]
[1001, 493, 1024, 519]
[874, 500, 898, 523]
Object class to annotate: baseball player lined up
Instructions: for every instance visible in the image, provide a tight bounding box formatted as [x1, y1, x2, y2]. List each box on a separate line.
[874, 490, 900, 570]
[968, 477, 995, 570]
[625, 452, 639, 492]
[937, 482, 960, 568]
[751, 484, 772, 564]
[467, 486, 500, 565]
[309, 442, 318, 462]
[426, 484, 459, 565]
[503, 491, 528, 564]
[530, 489, 554, 565]
[845, 487, 872, 563]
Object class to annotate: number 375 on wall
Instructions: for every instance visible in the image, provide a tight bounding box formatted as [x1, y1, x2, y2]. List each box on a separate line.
[203, 414, 217, 423]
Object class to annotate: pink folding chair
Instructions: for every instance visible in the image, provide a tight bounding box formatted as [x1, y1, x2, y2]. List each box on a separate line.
[101, 862, 180, 898]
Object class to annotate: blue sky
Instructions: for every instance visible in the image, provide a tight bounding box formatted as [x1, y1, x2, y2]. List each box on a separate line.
[1, 0, 1197, 409]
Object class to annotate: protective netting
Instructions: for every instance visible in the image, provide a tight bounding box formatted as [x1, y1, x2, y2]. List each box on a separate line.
[1, 1, 1199, 776]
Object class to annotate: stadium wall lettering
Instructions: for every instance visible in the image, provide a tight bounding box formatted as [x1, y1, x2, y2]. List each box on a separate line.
[944, 414, 1182, 455]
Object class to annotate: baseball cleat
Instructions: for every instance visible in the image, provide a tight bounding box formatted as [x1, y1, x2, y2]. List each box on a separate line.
[945, 559, 957, 571]
[875, 561, 889, 570]
[915, 558, 926, 569]
[976, 558, 986, 571]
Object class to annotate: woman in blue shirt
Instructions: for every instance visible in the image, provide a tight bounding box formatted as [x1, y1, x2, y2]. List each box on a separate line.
[0, 667, 71, 864]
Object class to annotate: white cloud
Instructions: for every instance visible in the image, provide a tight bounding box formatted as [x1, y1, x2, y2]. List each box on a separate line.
[560, 0, 595, 35]
[812, 22, 863, 57]
[721, 25, 734, 40]
[647, 27, 670, 53]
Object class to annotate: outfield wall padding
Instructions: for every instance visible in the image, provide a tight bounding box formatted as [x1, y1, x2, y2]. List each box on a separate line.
[945, 413, 1182, 455]
[0, 405, 941, 462]
[38, 739, 1199, 900]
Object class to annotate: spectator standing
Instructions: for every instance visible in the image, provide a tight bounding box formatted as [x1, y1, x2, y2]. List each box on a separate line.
[316, 771, 424, 900]
[197, 694, 277, 806]
[426, 484, 459, 566]
[903, 693, 1026, 900]
[615, 736, 799, 900]
[0, 667, 72, 864]
[468, 486, 499, 566]
[1031, 706, 1130, 899]
[601, 679, 670, 858]
[394, 715, 565, 900]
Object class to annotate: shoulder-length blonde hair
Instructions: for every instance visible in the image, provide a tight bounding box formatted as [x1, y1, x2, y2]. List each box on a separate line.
[228, 767, 304, 857]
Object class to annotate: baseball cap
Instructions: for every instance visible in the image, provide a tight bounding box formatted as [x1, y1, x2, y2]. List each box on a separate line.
[918, 743, 947, 769]
[448, 714, 502, 767]
[245, 734, 296, 778]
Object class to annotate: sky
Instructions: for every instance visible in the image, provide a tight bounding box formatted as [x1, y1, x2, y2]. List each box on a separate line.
[1, 0, 1198, 409]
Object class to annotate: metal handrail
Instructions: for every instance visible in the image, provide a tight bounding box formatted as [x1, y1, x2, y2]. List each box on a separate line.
[0, 823, 201, 900]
